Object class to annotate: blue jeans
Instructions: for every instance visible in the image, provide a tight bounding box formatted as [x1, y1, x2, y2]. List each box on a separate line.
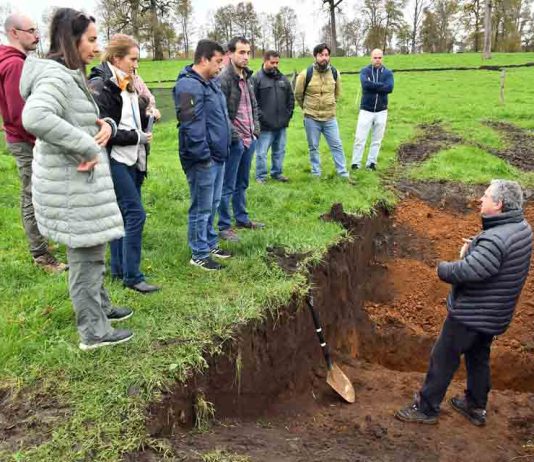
[304, 117, 348, 177]
[109, 159, 146, 286]
[218, 139, 256, 230]
[185, 160, 225, 260]
[255, 129, 287, 180]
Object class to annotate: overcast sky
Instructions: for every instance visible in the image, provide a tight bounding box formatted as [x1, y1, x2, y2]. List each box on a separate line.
[11, 0, 330, 48]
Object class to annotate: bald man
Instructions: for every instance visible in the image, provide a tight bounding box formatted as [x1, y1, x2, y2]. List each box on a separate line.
[0, 14, 66, 272]
[350, 49, 394, 171]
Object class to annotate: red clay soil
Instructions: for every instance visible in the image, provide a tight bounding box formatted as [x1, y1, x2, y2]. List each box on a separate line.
[137, 196, 534, 462]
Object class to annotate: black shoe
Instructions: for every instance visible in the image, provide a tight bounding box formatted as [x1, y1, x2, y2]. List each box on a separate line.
[210, 247, 232, 259]
[236, 220, 265, 229]
[190, 256, 223, 271]
[107, 307, 133, 322]
[367, 163, 376, 171]
[351, 164, 359, 170]
[395, 403, 438, 425]
[449, 396, 486, 426]
[126, 281, 160, 293]
[272, 175, 289, 182]
[79, 329, 133, 351]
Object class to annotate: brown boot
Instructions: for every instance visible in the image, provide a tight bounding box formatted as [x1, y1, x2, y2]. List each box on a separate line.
[33, 253, 68, 273]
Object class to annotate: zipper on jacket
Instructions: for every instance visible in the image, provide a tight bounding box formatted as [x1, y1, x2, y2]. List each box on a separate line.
[373, 67, 379, 112]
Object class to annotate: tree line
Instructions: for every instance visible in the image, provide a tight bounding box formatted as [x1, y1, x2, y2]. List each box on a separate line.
[1, 0, 532, 59]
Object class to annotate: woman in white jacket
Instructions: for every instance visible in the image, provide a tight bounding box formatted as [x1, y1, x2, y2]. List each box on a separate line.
[21, 8, 134, 350]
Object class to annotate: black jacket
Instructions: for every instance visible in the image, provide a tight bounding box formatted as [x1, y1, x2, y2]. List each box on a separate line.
[438, 209, 532, 335]
[359, 64, 394, 113]
[251, 66, 294, 131]
[88, 63, 151, 157]
[217, 64, 260, 142]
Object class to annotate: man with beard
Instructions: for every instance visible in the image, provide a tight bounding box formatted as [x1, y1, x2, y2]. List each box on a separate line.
[0, 13, 67, 272]
[294, 43, 351, 181]
[395, 180, 532, 426]
[251, 50, 295, 184]
[217, 36, 264, 243]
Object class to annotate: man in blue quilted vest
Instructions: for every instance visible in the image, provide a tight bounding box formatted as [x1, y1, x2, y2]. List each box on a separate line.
[396, 180, 532, 426]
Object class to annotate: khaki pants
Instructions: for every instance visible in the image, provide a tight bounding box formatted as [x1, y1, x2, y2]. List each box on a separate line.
[67, 244, 114, 343]
[8, 142, 48, 258]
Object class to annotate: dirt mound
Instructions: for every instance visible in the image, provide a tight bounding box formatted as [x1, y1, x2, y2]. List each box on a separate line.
[397, 122, 463, 165]
[484, 121, 534, 171]
[265, 246, 311, 274]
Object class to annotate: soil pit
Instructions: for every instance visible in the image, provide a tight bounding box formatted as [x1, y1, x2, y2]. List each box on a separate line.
[139, 183, 534, 461]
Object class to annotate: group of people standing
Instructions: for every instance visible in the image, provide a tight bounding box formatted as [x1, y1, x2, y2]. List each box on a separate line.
[2, 9, 163, 350]
[174, 38, 395, 270]
[0, 11, 395, 349]
[1, 8, 533, 434]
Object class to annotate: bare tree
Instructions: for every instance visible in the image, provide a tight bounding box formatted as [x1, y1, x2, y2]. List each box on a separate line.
[409, 0, 428, 52]
[175, 0, 193, 57]
[483, 0, 492, 57]
[323, 0, 345, 55]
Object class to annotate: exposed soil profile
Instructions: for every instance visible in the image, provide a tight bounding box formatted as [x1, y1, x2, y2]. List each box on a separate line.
[135, 184, 534, 462]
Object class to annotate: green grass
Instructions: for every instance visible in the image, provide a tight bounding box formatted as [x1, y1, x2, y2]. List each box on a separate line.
[137, 52, 534, 85]
[2, 53, 534, 461]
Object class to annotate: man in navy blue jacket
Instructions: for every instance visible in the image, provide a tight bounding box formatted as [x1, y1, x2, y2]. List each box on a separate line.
[350, 49, 393, 171]
[396, 180, 532, 426]
[173, 40, 232, 271]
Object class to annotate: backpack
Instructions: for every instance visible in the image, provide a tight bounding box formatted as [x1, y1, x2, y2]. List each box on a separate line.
[302, 64, 338, 98]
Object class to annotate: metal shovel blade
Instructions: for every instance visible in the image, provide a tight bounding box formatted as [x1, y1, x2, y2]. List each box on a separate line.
[326, 362, 356, 403]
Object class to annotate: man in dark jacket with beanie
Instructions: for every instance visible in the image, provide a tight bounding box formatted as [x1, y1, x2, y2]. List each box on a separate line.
[251, 50, 294, 183]
[0, 14, 66, 272]
[396, 180, 532, 426]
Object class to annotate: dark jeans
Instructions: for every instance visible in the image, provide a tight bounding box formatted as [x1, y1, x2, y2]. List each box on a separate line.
[185, 160, 225, 260]
[218, 139, 256, 230]
[109, 159, 146, 286]
[419, 315, 494, 416]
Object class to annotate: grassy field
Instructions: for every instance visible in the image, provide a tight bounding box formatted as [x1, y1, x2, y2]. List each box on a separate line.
[1, 53, 534, 461]
[138, 52, 534, 85]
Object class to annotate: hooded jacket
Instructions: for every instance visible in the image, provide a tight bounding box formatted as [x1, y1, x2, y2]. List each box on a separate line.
[0, 45, 35, 144]
[359, 64, 394, 113]
[173, 65, 231, 171]
[438, 209, 532, 336]
[251, 66, 295, 132]
[20, 57, 124, 248]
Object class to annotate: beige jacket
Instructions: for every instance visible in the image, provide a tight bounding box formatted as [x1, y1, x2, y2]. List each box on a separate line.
[294, 65, 341, 121]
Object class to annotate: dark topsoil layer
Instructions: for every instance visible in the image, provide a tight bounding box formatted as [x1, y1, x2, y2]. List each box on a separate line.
[397, 120, 534, 171]
[132, 182, 534, 461]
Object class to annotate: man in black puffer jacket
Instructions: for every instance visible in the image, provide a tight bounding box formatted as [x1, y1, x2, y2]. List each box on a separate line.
[396, 180, 532, 427]
[251, 50, 294, 183]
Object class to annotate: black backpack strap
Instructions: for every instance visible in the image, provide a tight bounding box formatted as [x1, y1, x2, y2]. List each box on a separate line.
[303, 65, 314, 97]
[331, 66, 338, 81]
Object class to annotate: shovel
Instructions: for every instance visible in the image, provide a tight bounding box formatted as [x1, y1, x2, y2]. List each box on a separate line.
[306, 294, 355, 403]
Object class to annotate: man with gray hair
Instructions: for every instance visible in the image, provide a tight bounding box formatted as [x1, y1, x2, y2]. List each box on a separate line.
[0, 13, 66, 272]
[396, 180, 532, 426]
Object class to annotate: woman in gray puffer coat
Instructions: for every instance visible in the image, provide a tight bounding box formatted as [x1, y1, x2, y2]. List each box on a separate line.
[20, 8, 133, 351]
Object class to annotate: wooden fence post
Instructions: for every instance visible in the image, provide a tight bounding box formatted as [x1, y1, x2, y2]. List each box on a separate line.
[500, 69, 505, 105]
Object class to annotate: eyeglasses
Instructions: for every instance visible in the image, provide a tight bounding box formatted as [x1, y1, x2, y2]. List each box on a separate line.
[15, 28, 39, 35]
